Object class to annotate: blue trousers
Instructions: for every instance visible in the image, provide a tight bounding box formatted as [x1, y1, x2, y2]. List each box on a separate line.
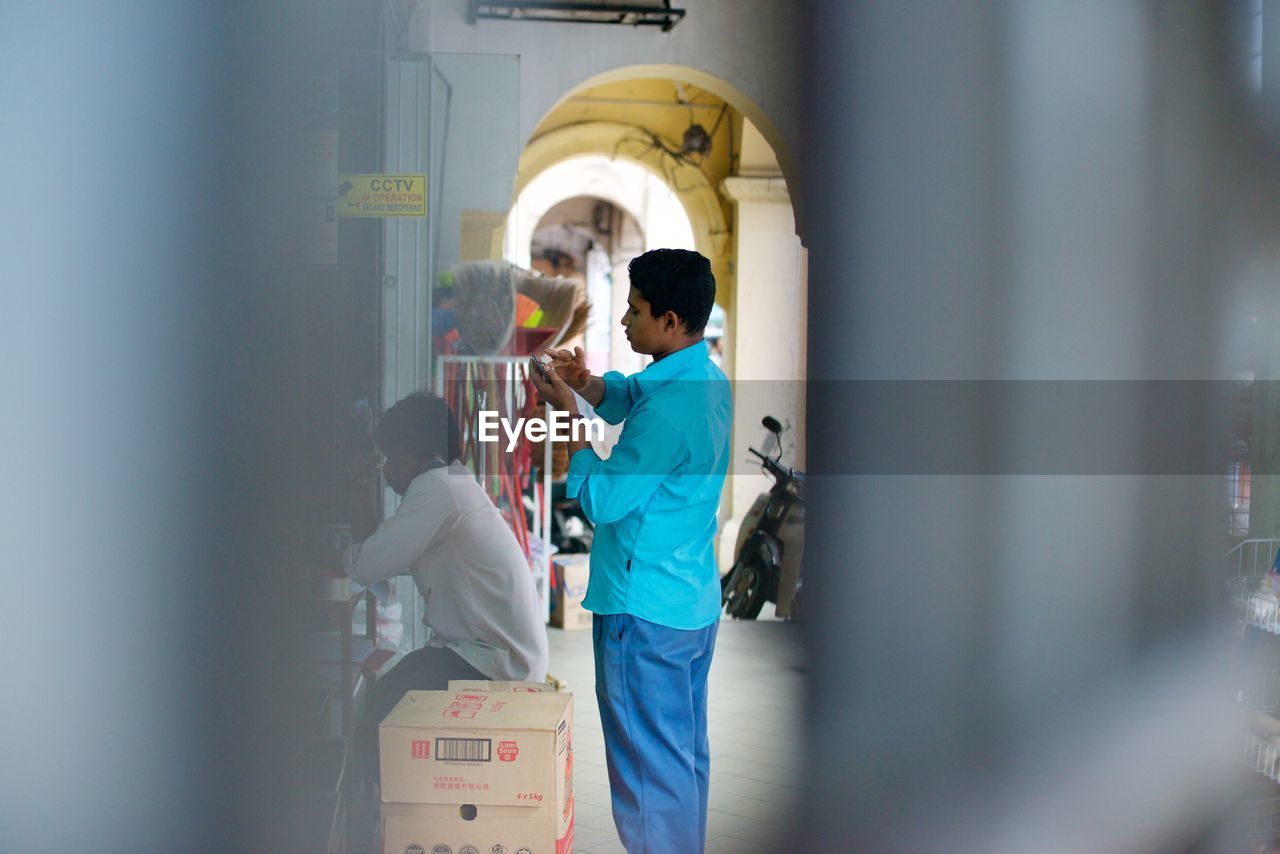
[593, 613, 719, 854]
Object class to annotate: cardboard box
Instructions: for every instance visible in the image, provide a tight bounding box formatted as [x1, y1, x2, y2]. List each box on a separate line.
[448, 680, 552, 694]
[380, 690, 575, 853]
[550, 556, 592, 630]
[382, 800, 574, 854]
[379, 691, 573, 808]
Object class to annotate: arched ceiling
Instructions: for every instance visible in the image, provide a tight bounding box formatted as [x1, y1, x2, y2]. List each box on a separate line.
[528, 77, 743, 230]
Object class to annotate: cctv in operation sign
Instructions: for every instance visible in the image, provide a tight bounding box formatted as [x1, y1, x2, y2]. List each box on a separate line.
[336, 173, 427, 217]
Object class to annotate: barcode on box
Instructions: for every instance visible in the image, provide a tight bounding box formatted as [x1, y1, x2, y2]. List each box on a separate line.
[436, 737, 491, 762]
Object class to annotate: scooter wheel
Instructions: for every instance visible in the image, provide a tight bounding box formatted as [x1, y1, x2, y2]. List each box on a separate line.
[723, 559, 768, 619]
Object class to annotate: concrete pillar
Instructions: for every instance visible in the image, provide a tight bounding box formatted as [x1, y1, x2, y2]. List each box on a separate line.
[801, 2, 1249, 849]
[718, 175, 807, 569]
[1251, 281, 1280, 539]
[1249, 0, 1280, 540]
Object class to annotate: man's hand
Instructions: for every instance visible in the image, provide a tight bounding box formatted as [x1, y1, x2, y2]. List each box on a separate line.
[530, 356, 595, 460]
[530, 356, 580, 414]
[544, 346, 606, 407]
[544, 346, 590, 392]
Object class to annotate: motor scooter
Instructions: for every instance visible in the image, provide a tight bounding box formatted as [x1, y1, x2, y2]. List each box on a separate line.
[721, 416, 806, 619]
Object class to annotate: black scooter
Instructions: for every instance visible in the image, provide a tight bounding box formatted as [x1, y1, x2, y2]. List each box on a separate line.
[721, 416, 806, 619]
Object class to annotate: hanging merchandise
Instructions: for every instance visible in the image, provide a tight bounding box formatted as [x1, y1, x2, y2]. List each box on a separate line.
[440, 353, 550, 560]
[450, 261, 517, 355]
[434, 355, 556, 621]
[512, 268, 581, 349]
[436, 261, 590, 359]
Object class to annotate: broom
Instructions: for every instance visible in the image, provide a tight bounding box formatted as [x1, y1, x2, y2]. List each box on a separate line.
[514, 269, 578, 333]
[555, 299, 591, 349]
[451, 261, 517, 355]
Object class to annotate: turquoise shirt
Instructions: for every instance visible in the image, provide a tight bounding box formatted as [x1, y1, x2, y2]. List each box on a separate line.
[566, 341, 732, 630]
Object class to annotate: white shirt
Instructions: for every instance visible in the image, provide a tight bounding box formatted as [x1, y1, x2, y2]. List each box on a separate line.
[345, 463, 548, 682]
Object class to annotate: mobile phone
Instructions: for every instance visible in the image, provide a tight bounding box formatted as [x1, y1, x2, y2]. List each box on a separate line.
[529, 355, 553, 383]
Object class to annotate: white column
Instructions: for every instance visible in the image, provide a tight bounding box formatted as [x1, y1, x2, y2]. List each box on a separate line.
[718, 175, 807, 571]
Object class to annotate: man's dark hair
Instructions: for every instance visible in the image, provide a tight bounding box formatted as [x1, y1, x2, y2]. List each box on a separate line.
[627, 248, 717, 335]
[374, 392, 461, 462]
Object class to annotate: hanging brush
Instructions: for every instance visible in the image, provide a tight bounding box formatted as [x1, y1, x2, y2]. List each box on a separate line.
[554, 299, 591, 349]
[451, 261, 517, 355]
[513, 269, 579, 332]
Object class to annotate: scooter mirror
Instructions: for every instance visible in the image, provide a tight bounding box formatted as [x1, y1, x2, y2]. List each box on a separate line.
[759, 415, 783, 461]
[759, 431, 780, 461]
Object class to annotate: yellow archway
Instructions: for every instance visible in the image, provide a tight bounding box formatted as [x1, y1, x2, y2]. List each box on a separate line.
[514, 66, 807, 543]
[516, 121, 735, 313]
[533, 63, 801, 237]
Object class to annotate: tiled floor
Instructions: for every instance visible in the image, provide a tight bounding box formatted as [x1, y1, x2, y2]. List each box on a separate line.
[547, 613, 806, 853]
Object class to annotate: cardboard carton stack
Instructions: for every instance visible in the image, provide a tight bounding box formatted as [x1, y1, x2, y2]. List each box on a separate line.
[551, 555, 591, 630]
[379, 683, 574, 853]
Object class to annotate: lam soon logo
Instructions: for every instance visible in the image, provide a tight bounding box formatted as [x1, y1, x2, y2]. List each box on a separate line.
[411, 739, 431, 759]
[497, 740, 519, 762]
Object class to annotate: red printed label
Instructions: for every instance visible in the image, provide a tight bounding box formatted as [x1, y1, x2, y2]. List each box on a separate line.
[443, 698, 482, 719]
[497, 740, 519, 762]
[455, 692, 487, 702]
[411, 739, 430, 759]
[442, 709, 476, 719]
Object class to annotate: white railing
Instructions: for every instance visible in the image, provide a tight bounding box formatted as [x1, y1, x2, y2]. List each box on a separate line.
[1227, 539, 1280, 577]
[1231, 540, 1280, 839]
[1231, 577, 1280, 635]
[1244, 732, 1280, 783]
[1227, 539, 1280, 634]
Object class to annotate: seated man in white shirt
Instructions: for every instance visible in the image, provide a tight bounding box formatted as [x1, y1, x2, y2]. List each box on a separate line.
[347, 392, 549, 792]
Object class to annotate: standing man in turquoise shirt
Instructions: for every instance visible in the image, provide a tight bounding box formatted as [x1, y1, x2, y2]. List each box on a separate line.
[531, 248, 731, 853]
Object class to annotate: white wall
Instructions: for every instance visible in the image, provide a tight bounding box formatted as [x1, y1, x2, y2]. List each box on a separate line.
[506, 155, 693, 269]
[739, 115, 782, 175]
[505, 154, 695, 376]
[719, 176, 807, 570]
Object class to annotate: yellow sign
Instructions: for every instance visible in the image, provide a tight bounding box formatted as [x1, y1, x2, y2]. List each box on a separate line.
[336, 174, 427, 217]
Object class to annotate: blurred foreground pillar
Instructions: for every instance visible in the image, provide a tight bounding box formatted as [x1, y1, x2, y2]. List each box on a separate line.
[799, 2, 1273, 850]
